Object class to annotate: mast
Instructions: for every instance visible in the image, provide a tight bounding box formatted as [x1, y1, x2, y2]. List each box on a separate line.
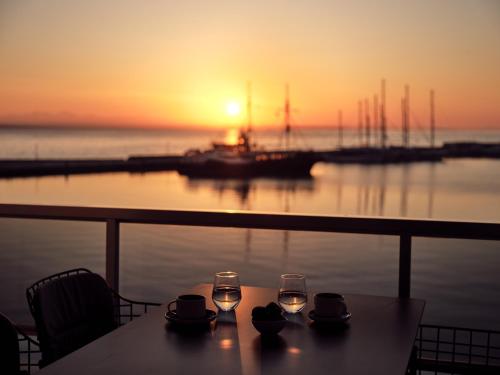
[430, 89, 435, 148]
[365, 98, 370, 147]
[401, 97, 406, 147]
[358, 100, 363, 146]
[284, 83, 291, 150]
[246, 81, 252, 134]
[403, 84, 410, 147]
[373, 94, 378, 147]
[380, 79, 387, 148]
[338, 109, 343, 148]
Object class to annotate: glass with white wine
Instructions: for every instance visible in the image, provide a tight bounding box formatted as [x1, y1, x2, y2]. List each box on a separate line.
[212, 271, 242, 311]
[278, 273, 307, 313]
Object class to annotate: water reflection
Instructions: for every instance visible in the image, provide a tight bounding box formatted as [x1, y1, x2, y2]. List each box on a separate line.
[183, 177, 318, 258]
[378, 166, 387, 216]
[180, 163, 443, 287]
[183, 177, 315, 210]
[330, 163, 438, 218]
[181, 163, 441, 259]
[427, 164, 436, 218]
[3, 160, 494, 221]
[400, 165, 410, 217]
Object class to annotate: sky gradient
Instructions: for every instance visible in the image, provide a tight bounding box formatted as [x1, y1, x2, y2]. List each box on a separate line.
[1, 0, 499, 129]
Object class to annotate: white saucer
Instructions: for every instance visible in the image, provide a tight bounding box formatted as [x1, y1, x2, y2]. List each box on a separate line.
[308, 310, 351, 324]
[164, 309, 217, 325]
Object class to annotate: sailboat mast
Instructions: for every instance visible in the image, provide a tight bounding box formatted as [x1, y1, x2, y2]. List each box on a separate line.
[365, 98, 370, 147]
[358, 100, 363, 146]
[430, 89, 435, 148]
[401, 85, 410, 147]
[338, 109, 343, 148]
[401, 96, 406, 147]
[373, 94, 378, 146]
[404, 84, 410, 147]
[247, 81, 252, 134]
[380, 79, 387, 148]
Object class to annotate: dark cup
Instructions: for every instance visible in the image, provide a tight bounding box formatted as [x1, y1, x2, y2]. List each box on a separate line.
[314, 293, 347, 318]
[168, 294, 206, 320]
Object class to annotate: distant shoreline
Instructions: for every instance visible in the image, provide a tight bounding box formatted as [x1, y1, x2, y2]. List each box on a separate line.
[1, 123, 499, 132]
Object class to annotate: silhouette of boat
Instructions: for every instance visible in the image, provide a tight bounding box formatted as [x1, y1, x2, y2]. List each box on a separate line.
[178, 83, 319, 178]
[177, 130, 318, 178]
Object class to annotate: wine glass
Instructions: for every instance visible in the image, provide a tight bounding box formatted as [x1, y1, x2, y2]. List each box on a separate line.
[278, 273, 307, 313]
[212, 271, 242, 311]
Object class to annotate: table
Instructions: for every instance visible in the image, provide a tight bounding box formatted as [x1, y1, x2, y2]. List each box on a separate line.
[37, 284, 425, 375]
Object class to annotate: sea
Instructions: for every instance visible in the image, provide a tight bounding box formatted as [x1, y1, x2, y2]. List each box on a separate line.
[1, 126, 499, 330]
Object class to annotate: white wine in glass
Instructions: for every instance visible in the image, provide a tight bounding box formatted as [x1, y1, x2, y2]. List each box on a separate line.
[278, 273, 307, 313]
[212, 271, 242, 311]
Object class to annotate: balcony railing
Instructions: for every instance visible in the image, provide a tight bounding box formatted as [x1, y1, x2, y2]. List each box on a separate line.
[2, 203, 500, 374]
[1, 203, 499, 299]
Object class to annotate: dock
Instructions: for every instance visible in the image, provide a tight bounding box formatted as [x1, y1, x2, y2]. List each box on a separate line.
[320, 146, 443, 164]
[0, 142, 499, 178]
[0, 155, 181, 178]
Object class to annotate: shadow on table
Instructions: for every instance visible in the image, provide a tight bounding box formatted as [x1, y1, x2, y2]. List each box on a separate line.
[251, 312, 308, 373]
[163, 310, 244, 373]
[164, 322, 212, 352]
[214, 311, 244, 373]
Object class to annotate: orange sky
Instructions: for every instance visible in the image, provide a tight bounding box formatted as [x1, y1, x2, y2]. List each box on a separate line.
[1, 0, 499, 129]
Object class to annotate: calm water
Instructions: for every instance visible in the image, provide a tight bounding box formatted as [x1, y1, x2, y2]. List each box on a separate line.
[0, 127, 499, 330]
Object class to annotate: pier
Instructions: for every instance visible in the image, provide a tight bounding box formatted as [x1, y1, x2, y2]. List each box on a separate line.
[0, 142, 499, 178]
[0, 155, 181, 178]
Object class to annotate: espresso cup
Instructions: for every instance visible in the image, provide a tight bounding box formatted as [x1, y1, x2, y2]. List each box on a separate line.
[314, 293, 347, 317]
[168, 294, 206, 320]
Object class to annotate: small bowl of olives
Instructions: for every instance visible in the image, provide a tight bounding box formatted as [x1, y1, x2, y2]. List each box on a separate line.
[251, 302, 287, 335]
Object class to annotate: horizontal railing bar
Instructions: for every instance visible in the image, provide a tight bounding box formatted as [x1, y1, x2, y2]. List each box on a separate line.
[0, 204, 499, 240]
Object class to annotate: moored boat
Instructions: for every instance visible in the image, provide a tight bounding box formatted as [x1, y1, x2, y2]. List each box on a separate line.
[177, 83, 319, 178]
[177, 130, 318, 178]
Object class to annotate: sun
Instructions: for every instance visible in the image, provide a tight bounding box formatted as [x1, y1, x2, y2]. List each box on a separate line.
[226, 101, 241, 117]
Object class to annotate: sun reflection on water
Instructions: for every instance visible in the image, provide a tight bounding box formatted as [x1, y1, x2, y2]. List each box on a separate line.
[224, 128, 240, 146]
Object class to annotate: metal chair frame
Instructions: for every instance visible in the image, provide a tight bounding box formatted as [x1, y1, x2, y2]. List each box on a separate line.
[26, 268, 160, 327]
[0, 313, 41, 375]
[16, 326, 41, 374]
[414, 324, 500, 374]
[25, 268, 160, 367]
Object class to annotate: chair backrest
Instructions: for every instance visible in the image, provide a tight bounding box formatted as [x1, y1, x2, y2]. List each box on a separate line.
[26, 269, 118, 366]
[0, 312, 21, 375]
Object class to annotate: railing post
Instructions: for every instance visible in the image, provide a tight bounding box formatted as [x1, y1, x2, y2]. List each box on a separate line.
[399, 233, 412, 299]
[106, 219, 120, 292]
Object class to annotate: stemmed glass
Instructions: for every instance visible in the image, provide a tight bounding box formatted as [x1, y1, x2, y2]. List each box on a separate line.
[278, 273, 307, 313]
[212, 271, 242, 311]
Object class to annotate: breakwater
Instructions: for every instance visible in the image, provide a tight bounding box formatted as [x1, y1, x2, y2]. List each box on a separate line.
[1, 142, 499, 178]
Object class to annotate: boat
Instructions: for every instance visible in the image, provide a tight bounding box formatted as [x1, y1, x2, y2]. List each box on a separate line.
[177, 130, 318, 178]
[177, 83, 319, 178]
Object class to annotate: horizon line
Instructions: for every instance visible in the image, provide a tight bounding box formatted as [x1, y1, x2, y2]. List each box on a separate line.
[1, 122, 500, 132]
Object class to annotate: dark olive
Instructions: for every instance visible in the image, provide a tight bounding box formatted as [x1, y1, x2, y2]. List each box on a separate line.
[252, 306, 268, 320]
[266, 302, 283, 319]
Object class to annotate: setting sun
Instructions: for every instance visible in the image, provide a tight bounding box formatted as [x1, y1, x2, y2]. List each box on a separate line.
[226, 101, 241, 117]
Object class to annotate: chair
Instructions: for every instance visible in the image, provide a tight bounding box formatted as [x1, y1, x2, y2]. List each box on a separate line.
[0, 312, 40, 375]
[26, 268, 160, 366]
